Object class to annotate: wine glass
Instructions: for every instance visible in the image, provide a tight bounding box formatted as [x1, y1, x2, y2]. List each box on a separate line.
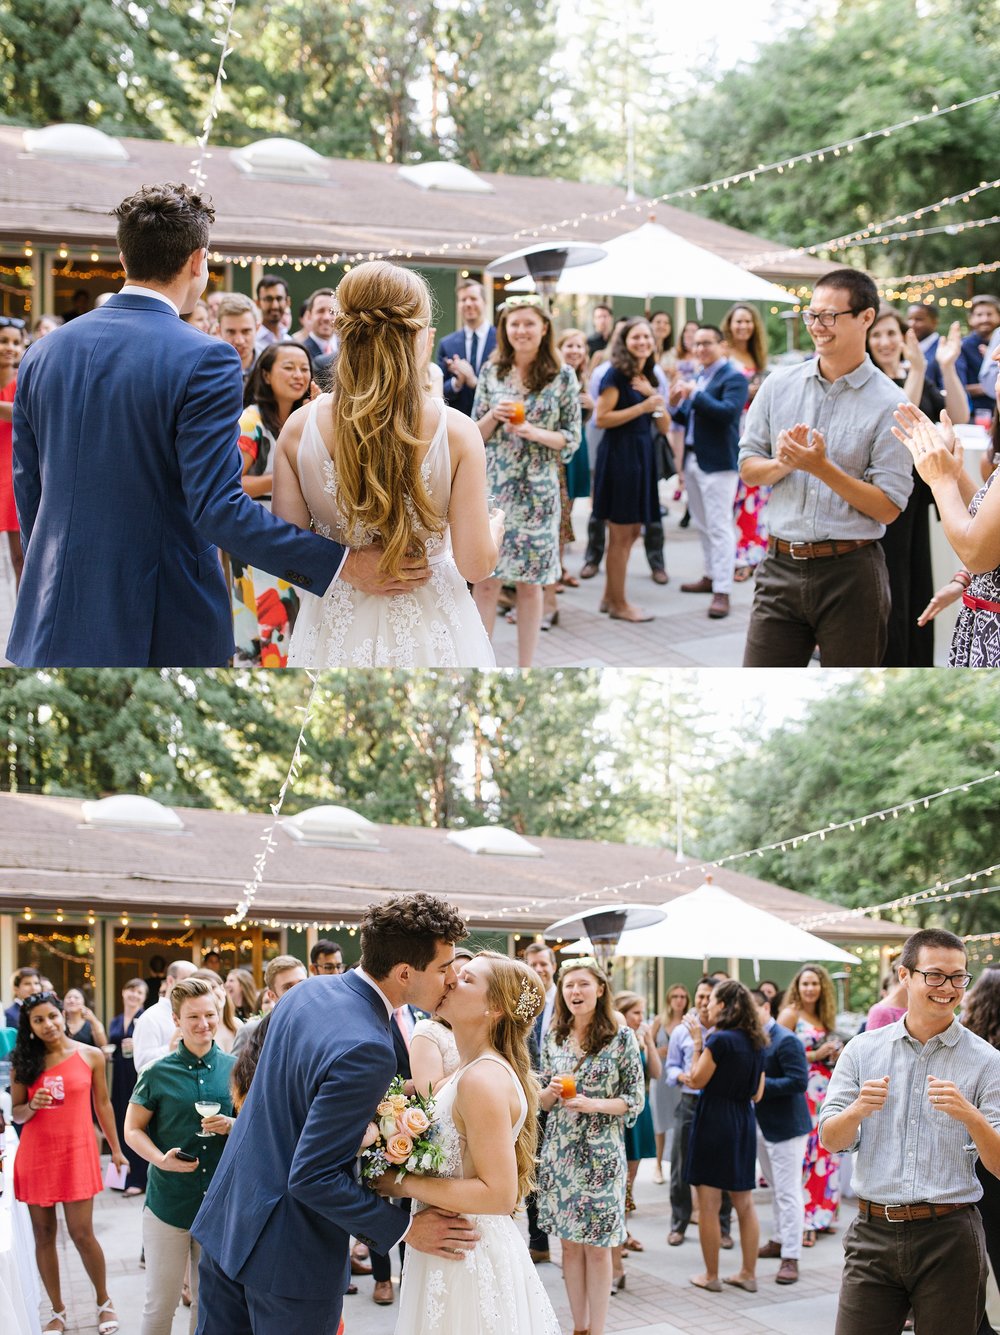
[195, 1099, 221, 1137]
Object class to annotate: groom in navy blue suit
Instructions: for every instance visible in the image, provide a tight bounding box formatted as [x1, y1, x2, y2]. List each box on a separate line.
[193, 893, 477, 1335]
[8, 182, 428, 667]
[436, 279, 496, 416]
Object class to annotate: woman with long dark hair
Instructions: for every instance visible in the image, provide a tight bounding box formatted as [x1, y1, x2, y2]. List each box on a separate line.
[11, 992, 126, 1334]
[592, 317, 667, 623]
[230, 339, 315, 666]
[684, 979, 767, 1294]
[535, 958, 645, 1335]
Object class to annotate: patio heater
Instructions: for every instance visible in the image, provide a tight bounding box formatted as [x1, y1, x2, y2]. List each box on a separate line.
[543, 903, 665, 975]
[486, 241, 607, 309]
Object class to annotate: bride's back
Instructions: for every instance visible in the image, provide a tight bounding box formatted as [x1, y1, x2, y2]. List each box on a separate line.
[307, 262, 445, 571]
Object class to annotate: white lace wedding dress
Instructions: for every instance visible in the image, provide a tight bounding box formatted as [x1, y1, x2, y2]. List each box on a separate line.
[395, 1054, 561, 1335]
[287, 397, 496, 668]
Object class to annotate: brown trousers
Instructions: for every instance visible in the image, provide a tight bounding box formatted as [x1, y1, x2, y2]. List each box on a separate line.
[835, 1207, 988, 1335]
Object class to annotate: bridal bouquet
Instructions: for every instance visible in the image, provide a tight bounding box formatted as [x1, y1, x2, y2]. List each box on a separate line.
[360, 1076, 446, 1183]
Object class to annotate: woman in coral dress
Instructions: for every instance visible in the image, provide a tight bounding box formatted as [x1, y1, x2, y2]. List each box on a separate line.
[11, 991, 127, 1334]
[778, 965, 843, 1244]
[0, 316, 27, 588]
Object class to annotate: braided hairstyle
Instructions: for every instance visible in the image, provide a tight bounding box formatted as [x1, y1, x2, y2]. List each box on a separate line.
[330, 262, 443, 580]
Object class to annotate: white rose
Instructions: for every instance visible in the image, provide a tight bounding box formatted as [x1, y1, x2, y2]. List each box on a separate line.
[421, 1153, 433, 1171]
[379, 1115, 398, 1139]
[406, 1155, 418, 1171]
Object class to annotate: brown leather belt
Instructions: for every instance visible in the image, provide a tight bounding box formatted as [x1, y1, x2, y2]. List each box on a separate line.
[767, 536, 876, 560]
[856, 1198, 973, 1223]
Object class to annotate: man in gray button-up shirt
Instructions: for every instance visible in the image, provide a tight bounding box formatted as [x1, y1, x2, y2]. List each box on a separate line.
[819, 927, 1000, 1335]
[738, 267, 913, 667]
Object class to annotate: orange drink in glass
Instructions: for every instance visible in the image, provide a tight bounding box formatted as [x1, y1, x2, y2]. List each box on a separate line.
[556, 1074, 577, 1099]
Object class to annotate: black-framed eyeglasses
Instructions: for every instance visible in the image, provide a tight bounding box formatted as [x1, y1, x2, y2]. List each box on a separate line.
[0, 316, 26, 331]
[911, 968, 972, 989]
[801, 309, 856, 329]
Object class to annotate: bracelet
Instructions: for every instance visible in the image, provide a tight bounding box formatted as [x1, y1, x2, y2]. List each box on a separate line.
[952, 570, 972, 590]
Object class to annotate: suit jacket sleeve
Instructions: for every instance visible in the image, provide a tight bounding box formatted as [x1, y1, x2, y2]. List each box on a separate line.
[690, 368, 747, 424]
[175, 340, 347, 594]
[762, 1031, 809, 1101]
[287, 1040, 409, 1254]
[11, 357, 40, 547]
[437, 335, 461, 405]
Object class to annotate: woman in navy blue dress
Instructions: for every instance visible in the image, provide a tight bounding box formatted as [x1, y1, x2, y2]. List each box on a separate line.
[592, 318, 665, 624]
[684, 979, 766, 1294]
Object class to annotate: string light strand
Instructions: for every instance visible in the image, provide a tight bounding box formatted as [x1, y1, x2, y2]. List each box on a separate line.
[191, 1, 240, 190]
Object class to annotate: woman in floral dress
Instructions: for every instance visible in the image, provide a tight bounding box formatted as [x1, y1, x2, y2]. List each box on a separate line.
[536, 958, 645, 1335]
[778, 965, 843, 1244]
[472, 296, 581, 667]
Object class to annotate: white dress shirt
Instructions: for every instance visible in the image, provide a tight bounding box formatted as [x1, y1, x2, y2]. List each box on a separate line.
[131, 996, 176, 1072]
[118, 285, 179, 316]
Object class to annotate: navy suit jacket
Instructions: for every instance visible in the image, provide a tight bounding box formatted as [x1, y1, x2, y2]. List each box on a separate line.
[754, 1022, 812, 1143]
[192, 971, 408, 1304]
[437, 326, 497, 416]
[670, 359, 748, 473]
[8, 294, 344, 667]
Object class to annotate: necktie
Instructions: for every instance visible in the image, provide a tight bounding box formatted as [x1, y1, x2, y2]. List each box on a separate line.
[534, 1010, 545, 1049]
[469, 331, 480, 372]
[394, 1006, 412, 1051]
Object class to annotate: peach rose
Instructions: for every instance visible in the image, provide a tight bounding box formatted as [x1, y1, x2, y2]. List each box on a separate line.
[399, 1106, 430, 1137]
[376, 1100, 396, 1117]
[385, 1133, 414, 1165]
[389, 1095, 408, 1114]
[359, 1122, 379, 1151]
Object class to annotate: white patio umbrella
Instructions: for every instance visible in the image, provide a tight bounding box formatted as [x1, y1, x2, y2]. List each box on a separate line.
[563, 883, 858, 974]
[507, 221, 795, 305]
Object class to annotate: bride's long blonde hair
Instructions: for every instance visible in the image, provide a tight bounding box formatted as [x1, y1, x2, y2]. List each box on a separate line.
[477, 950, 544, 1204]
[331, 262, 444, 578]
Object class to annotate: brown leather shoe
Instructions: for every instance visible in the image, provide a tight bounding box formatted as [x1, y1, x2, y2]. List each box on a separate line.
[372, 1280, 394, 1305]
[776, 1258, 799, 1284]
[719, 1233, 734, 1250]
[650, 568, 669, 585]
[708, 593, 730, 619]
[680, 576, 713, 594]
[758, 1240, 782, 1259]
[350, 1255, 373, 1275]
[668, 1231, 685, 1246]
[529, 1248, 551, 1263]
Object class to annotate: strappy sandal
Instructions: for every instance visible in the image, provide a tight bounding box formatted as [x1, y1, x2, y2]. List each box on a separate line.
[44, 1311, 67, 1333]
[97, 1298, 120, 1334]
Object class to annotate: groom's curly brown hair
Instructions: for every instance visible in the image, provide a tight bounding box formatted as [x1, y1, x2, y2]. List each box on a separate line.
[360, 893, 468, 979]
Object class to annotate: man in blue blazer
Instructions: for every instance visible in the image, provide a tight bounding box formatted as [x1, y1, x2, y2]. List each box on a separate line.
[668, 324, 750, 619]
[193, 893, 474, 1335]
[436, 279, 496, 415]
[8, 183, 426, 667]
[752, 989, 812, 1285]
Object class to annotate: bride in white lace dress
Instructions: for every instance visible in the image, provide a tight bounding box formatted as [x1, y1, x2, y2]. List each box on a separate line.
[376, 952, 561, 1335]
[272, 262, 501, 667]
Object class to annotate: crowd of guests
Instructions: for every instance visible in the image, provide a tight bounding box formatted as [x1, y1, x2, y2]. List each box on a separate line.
[5, 242, 1000, 667]
[8, 927, 1000, 1334]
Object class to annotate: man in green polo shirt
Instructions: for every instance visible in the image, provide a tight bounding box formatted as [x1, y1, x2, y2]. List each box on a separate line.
[126, 977, 235, 1335]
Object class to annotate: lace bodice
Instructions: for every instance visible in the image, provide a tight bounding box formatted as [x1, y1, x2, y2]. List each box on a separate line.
[295, 395, 452, 562]
[431, 1054, 528, 1182]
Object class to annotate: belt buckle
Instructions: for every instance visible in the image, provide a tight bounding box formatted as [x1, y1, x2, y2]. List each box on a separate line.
[788, 541, 810, 561]
[883, 1204, 908, 1224]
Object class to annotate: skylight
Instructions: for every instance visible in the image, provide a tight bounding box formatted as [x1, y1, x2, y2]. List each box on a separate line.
[81, 795, 184, 832]
[23, 124, 130, 163]
[283, 805, 382, 850]
[398, 162, 494, 194]
[231, 138, 329, 181]
[446, 827, 543, 858]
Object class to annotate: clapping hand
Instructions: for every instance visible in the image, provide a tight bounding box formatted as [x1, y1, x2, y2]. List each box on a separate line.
[935, 322, 963, 371]
[891, 406, 964, 486]
[904, 328, 926, 374]
[776, 423, 827, 474]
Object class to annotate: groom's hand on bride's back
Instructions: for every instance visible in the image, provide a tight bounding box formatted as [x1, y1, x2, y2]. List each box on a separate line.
[404, 1205, 480, 1261]
[340, 545, 431, 596]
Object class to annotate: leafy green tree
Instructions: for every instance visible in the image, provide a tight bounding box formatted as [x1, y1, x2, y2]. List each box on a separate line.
[0, 0, 217, 138]
[657, 0, 1000, 280]
[694, 670, 1000, 939]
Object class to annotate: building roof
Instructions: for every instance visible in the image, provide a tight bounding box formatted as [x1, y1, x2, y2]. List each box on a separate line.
[0, 124, 828, 285]
[0, 793, 907, 945]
